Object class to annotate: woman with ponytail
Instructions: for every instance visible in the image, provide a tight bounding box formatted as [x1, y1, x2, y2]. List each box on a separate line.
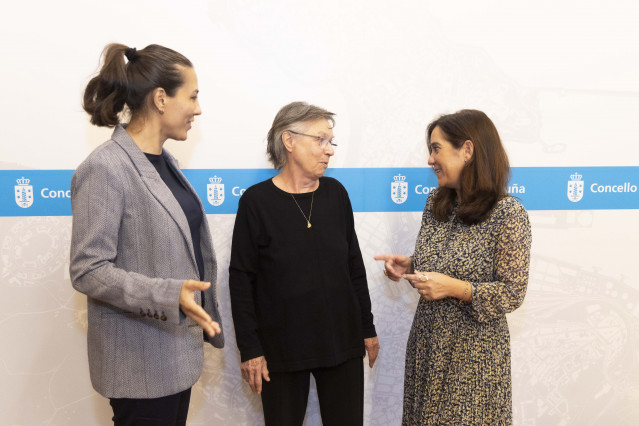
[70, 43, 224, 425]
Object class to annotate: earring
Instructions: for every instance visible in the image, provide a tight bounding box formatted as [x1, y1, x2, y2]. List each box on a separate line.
[159, 108, 164, 115]
[464, 158, 467, 163]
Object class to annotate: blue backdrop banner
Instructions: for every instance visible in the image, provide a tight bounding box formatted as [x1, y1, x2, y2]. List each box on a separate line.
[1, 167, 637, 216]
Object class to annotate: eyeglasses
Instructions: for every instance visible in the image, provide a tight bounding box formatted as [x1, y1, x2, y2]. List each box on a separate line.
[287, 130, 338, 149]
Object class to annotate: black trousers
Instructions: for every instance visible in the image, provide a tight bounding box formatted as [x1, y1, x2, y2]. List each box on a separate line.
[109, 388, 191, 426]
[261, 356, 364, 426]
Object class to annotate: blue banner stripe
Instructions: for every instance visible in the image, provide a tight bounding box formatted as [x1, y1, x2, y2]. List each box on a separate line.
[1, 167, 638, 216]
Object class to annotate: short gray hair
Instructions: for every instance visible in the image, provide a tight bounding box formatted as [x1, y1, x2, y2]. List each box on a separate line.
[266, 101, 335, 169]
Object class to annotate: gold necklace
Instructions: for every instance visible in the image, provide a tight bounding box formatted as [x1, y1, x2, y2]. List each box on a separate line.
[290, 191, 314, 228]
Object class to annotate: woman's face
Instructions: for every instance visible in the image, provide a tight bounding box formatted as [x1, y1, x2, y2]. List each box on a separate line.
[161, 66, 202, 141]
[427, 126, 467, 190]
[287, 119, 335, 180]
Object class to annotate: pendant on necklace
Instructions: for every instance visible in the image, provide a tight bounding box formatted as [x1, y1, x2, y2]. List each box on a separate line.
[289, 190, 314, 230]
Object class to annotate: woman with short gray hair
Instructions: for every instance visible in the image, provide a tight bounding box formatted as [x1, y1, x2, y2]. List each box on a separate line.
[229, 101, 380, 425]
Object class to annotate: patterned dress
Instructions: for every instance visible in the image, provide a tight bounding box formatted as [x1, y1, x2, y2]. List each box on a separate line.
[402, 192, 531, 425]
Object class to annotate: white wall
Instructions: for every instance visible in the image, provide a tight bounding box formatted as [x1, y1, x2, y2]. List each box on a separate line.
[1, 0, 638, 424]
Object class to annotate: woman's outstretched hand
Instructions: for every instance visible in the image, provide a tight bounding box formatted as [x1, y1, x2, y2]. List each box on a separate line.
[180, 280, 222, 337]
[374, 254, 412, 282]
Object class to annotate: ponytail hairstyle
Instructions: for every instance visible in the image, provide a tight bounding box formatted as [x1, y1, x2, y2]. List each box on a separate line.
[427, 109, 510, 225]
[83, 43, 192, 127]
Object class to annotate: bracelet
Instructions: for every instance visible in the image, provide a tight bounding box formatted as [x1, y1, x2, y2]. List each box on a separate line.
[460, 281, 470, 305]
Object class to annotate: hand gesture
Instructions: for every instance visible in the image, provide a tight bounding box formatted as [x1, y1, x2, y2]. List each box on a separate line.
[180, 280, 222, 338]
[374, 254, 412, 282]
[403, 271, 452, 300]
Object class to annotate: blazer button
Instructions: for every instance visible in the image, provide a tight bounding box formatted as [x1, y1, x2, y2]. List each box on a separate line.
[154, 311, 159, 319]
[160, 312, 167, 321]
[147, 309, 153, 318]
[139, 309, 145, 317]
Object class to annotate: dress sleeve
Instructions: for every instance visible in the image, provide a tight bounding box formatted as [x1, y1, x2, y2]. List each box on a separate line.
[69, 152, 184, 324]
[464, 201, 532, 323]
[229, 193, 264, 362]
[344, 187, 377, 338]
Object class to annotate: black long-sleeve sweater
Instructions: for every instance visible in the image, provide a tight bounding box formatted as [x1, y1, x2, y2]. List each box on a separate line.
[229, 177, 376, 372]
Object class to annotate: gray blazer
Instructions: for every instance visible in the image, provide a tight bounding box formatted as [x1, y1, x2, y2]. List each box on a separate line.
[70, 125, 224, 399]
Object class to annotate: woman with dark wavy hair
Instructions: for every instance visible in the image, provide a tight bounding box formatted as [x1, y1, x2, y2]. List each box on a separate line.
[70, 43, 223, 425]
[376, 109, 531, 425]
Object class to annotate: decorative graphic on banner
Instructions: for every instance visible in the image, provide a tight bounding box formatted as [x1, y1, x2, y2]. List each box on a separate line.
[567, 172, 584, 203]
[14, 177, 33, 208]
[1, 167, 638, 216]
[207, 176, 225, 206]
[391, 174, 408, 204]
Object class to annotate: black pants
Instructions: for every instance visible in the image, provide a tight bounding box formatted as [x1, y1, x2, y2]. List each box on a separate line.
[109, 388, 191, 426]
[261, 357, 364, 426]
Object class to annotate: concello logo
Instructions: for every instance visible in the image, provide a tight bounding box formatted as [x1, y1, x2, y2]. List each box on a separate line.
[391, 174, 408, 204]
[567, 172, 584, 203]
[207, 176, 224, 206]
[590, 182, 637, 193]
[14, 177, 33, 208]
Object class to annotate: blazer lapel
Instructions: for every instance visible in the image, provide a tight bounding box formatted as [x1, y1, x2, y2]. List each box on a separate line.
[110, 125, 199, 273]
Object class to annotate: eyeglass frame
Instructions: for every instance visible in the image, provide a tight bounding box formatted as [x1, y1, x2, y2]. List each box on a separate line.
[285, 130, 338, 148]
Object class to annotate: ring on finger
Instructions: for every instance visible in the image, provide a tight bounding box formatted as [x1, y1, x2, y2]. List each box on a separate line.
[419, 274, 428, 282]
[383, 269, 388, 277]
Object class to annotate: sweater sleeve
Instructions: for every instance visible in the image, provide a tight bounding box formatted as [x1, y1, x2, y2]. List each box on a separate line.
[229, 193, 264, 362]
[344, 187, 377, 339]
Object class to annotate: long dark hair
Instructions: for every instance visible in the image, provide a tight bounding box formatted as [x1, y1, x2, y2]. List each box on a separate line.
[83, 43, 192, 127]
[427, 109, 510, 225]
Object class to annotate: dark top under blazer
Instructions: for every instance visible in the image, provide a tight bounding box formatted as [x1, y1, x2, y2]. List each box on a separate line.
[145, 152, 205, 282]
[229, 177, 376, 372]
[69, 125, 224, 399]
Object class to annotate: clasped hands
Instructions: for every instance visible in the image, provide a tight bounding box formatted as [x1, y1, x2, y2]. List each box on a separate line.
[374, 254, 451, 300]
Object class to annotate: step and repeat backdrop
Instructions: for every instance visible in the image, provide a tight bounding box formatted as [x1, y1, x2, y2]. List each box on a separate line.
[1, 1, 638, 425]
[3, 167, 639, 216]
